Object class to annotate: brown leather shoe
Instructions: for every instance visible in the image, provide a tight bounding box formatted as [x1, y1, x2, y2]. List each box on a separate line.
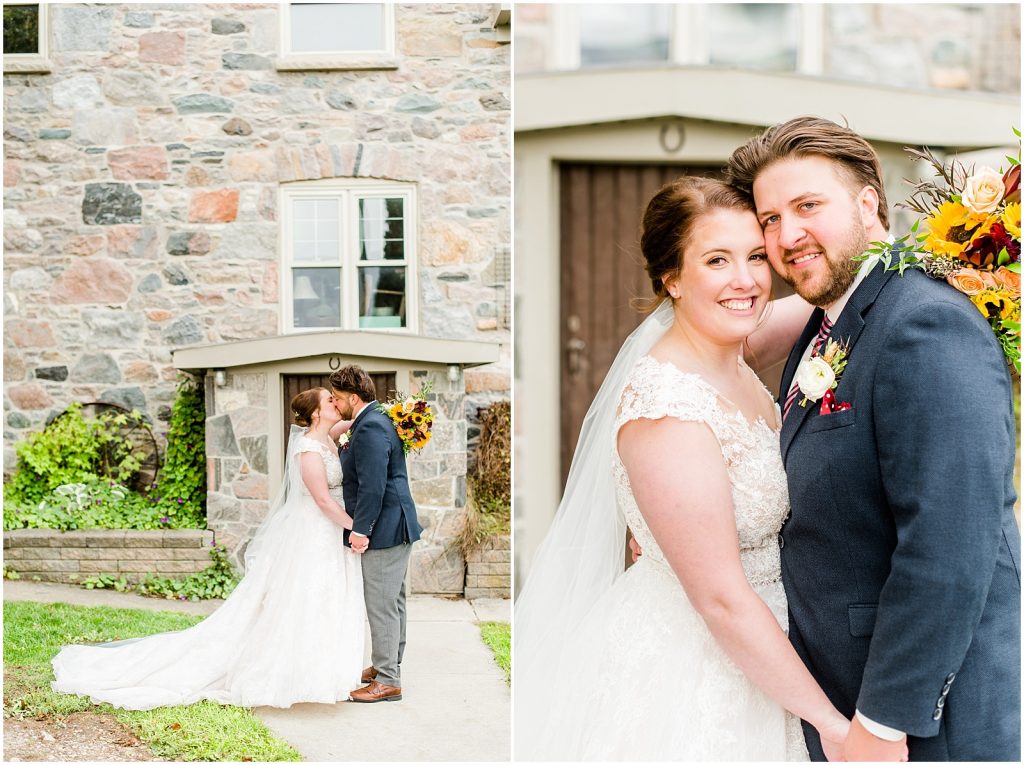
[361, 666, 378, 684]
[349, 680, 402, 703]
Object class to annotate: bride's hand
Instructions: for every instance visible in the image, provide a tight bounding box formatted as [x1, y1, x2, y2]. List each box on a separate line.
[818, 716, 850, 762]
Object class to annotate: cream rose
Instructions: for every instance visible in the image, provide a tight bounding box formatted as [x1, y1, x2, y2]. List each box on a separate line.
[795, 357, 836, 402]
[962, 167, 1005, 214]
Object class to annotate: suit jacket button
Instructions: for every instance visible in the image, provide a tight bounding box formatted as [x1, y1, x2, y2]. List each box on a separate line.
[778, 534, 785, 549]
[941, 683, 951, 695]
[946, 672, 956, 683]
[932, 709, 943, 721]
[937, 696, 946, 708]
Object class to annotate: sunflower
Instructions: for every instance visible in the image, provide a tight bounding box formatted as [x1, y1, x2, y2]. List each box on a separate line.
[1002, 201, 1020, 240]
[923, 201, 993, 260]
[411, 413, 424, 425]
[389, 403, 404, 418]
[969, 289, 1018, 322]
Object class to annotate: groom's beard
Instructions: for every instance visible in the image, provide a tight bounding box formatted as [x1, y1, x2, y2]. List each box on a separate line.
[780, 213, 866, 307]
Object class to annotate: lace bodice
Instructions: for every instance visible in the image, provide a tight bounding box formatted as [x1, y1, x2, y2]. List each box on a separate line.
[613, 356, 790, 589]
[294, 437, 343, 493]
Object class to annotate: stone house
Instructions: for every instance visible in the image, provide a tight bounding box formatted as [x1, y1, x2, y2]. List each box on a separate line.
[3, 3, 511, 595]
[512, 2, 1020, 582]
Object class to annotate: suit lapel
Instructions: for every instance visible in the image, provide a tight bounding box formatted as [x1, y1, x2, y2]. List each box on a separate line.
[780, 261, 898, 463]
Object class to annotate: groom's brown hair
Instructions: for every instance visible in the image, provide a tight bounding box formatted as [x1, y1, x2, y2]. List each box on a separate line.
[726, 115, 890, 229]
[329, 365, 376, 402]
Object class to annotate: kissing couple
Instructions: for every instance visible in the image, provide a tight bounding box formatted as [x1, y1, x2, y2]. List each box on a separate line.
[52, 364, 423, 709]
[515, 116, 1020, 761]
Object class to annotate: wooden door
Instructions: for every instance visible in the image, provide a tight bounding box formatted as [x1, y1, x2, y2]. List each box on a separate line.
[282, 372, 396, 460]
[558, 163, 792, 487]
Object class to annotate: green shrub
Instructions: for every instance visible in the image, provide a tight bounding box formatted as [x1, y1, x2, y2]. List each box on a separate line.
[3, 475, 167, 532]
[79, 545, 239, 602]
[7, 403, 146, 507]
[154, 377, 206, 527]
[3, 376, 208, 532]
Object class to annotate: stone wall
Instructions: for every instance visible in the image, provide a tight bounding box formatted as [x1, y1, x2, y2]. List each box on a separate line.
[3, 3, 511, 473]
[3, 528, 215, 584]
[464, 534, 510, 600]
[513, 3, 1020, 96]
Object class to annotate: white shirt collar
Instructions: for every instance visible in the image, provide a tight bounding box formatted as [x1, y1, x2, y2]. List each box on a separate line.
[352, 400, 376, 423]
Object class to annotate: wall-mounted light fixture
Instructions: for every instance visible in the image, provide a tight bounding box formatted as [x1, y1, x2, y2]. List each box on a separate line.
[447, 364, 461, 383]
[214, 369, 227, 387]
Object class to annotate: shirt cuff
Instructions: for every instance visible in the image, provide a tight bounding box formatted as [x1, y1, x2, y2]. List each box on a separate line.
[350, 531, 368, 539]
[856, 710, 906, 741]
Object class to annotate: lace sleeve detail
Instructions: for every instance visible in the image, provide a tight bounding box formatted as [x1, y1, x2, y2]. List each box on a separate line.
[293, 438, 332, 457]
[615, 357, 721, 432]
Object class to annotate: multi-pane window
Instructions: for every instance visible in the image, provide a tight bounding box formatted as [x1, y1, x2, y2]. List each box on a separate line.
[289, 2, 389, 54]
[3, 1, 48, 72]
[279, 2, 396, 69]
[707, 4, 799, 71]
[561, 3, 816, 75]
[3, 3, 39, 54]
[579, 4, 670, 67]
[283, 184, 415, 332]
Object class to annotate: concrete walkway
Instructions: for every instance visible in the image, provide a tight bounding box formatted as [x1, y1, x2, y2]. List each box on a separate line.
[3, 580, 511, 762]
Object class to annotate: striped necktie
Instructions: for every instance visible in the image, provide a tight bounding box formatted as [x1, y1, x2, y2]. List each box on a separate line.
[783, 314, 834, 421]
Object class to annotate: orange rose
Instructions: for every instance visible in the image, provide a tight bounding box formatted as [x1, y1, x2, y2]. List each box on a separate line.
[947, 268, 988, 295]
[993, 267, 1021, 297]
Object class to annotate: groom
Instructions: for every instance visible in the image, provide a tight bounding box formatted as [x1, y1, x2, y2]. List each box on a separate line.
[727, 117, 1020, 761]
[329, 364, 423, 703]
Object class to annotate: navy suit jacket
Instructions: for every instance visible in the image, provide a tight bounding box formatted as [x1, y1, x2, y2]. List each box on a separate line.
[778, 264, 1020, 761]
[340, 404, 423, 550]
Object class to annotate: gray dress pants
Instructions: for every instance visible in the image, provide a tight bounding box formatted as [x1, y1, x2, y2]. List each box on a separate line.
[361, 543, 411, 688]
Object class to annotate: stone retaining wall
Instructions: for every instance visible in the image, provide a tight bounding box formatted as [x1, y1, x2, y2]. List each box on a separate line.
[3, 528, 215, 584]
[464, 534, 510, 599]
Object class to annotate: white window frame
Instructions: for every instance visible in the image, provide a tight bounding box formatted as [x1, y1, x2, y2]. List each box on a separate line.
[3, 1, 51, 74]
[280, 179, 418, 335]
[553, 3, 824, 75]
[277, 2, 398, 72]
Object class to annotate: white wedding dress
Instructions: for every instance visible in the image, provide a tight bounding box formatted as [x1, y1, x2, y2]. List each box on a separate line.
[51, 433, 365, 710]
[517, 350, 809, 760]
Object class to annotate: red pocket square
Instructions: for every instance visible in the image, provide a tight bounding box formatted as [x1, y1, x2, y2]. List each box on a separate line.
[819, 389, 852, 415]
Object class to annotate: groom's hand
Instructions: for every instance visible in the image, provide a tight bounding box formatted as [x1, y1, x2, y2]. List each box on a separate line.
[628, 536, 643, 563]
[843, 715, 908, 762]
[350, 532, 369, 553]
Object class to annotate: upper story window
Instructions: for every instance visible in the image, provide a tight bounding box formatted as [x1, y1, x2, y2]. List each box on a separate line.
[282, 182, 416, 333]
[278, 2, 397, 71]
[553, 3, 822, 75]
[579, 4, 670, 67]
[3, 2, 50, 73]
[707, 4, 799, 71]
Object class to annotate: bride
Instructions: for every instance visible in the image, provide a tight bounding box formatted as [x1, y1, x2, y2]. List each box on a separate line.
[51, 387, 366, 710]
[515, 177, 859, 761]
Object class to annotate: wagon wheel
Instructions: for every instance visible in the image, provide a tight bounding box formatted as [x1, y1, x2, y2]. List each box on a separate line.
[54, 402, 161, 493]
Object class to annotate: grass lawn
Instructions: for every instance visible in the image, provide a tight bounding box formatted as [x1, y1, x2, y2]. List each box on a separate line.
[479, 621, 510, 684]
[3, 600, 301, 761]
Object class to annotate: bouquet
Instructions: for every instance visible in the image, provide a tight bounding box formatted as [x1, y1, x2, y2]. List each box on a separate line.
[377, 380, 435, 454]
[865, 130, 1020, 373]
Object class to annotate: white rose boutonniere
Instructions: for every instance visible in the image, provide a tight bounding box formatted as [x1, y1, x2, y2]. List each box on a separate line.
[795, 357, 835, 405]
[796, 337, 850, 408]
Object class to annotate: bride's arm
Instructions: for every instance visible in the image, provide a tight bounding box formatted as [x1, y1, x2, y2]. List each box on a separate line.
[618, 416, 853, 759]
[328, 419, 353, 444]
[299, 453, 354, 530]
[744, 294, 815, 373]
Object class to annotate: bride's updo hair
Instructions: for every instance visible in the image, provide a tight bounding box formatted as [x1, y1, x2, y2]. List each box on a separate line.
[290, 387, 327, 428]
[639, 176, 754, 309]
